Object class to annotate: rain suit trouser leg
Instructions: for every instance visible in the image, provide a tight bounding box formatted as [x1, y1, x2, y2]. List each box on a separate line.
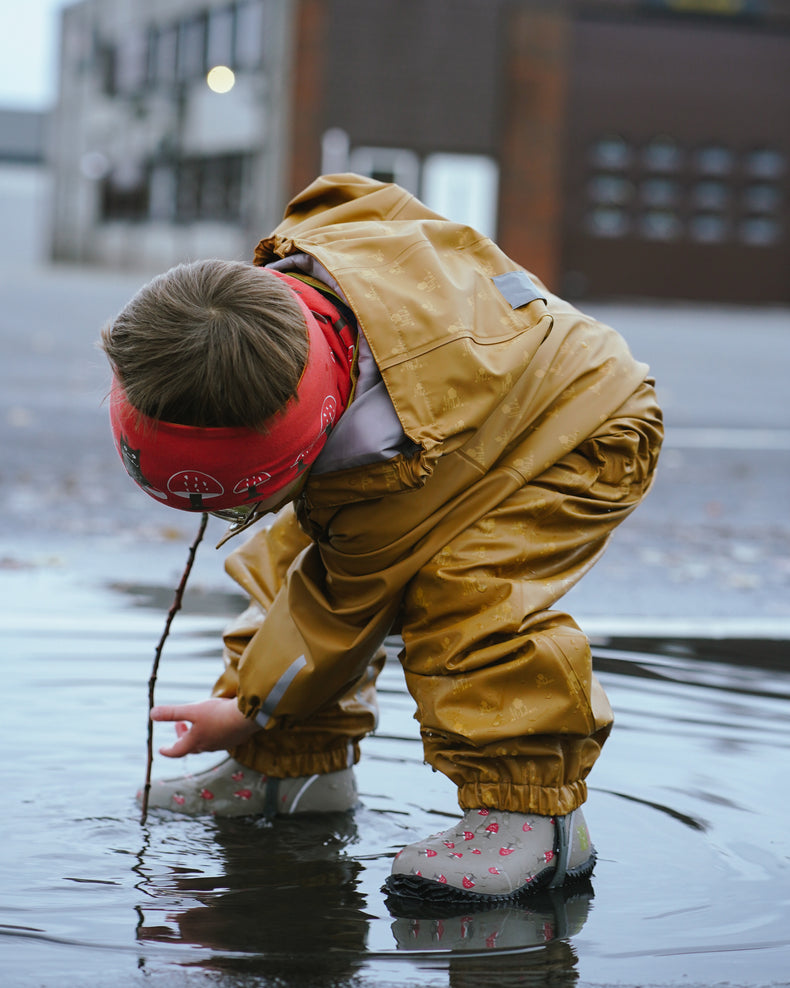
[397, 382, 663, 815]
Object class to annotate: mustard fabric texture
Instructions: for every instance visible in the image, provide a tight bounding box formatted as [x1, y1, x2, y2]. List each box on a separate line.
[211, 174, 663, 815]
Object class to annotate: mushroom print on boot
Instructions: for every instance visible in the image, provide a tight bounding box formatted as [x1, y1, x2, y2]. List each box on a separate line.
[385, 808, 596, 904]
[137, 756, 358, 817]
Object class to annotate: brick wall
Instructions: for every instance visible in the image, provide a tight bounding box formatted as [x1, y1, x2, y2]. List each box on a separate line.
[497, 4, 571, 291]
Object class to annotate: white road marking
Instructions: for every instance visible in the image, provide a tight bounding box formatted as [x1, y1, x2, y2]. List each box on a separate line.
[580, 615, 790, 640]
[664, 427, 790, 451]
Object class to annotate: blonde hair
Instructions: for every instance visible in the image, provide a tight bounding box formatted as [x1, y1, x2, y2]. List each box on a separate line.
[100, 260, 308, 428]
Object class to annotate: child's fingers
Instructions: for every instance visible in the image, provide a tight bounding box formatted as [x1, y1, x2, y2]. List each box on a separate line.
[150, 704, 194, 723]
[157, 722, 199, 757]
[158, 737, 191, 758]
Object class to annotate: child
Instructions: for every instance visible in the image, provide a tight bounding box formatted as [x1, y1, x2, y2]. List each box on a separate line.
[101, 173, 662, 905]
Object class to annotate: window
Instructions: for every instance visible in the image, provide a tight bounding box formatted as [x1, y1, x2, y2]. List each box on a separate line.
[640, 210, 682, 241]
[582, 135, 787, 249]
[588, 174, 633, 205]
[348, 147, 420, 193]
[207, 5, 235, 69]
[742, 184, 782, 214]
[745, 148, 785, 180]
[740, 216, 782, 247]
[176, 160, 201, 222]
[200, 155, 244, 220]
[149, 25, 177, 88]
[148, 164, 176, 221]
[113, 32, 148, 96]
[642, 138, 683, 173]
[101, 163, 148, 221]
[235, 0, 265, 69]
[689, 213, 728, 244]
[692, 181, 729, 210]
[693, 145, 734, 176]
[172, 155, 247, 223]
[586, 207, 630, 238]
[639, 178, 680, 208]
[589, 136, 631, 171]
[422, 154, 499, 237]
[177, 16, 207, 82]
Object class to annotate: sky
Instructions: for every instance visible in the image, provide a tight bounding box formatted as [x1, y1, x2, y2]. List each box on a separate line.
[0, 0, 68, 110]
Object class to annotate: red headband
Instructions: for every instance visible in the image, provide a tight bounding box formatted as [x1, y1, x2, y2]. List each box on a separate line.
[109, 272, 355, 512]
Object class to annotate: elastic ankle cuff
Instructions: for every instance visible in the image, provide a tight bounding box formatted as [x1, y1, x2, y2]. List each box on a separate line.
[457, 779, 587, 816]
[230, 739, 359, 777]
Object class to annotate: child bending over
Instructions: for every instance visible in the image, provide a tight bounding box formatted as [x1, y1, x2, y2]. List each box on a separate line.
[101, 173, 662, 906]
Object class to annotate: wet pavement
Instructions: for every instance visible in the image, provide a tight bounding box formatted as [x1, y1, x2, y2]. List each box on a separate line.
[1, 262, 790, 987]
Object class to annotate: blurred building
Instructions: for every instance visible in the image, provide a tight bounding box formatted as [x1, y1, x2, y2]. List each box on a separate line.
[50, 0, 789, 301]
[0, 108, 51, 266]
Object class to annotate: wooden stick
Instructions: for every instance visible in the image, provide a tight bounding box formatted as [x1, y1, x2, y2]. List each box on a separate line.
[140, 512, 208, 824]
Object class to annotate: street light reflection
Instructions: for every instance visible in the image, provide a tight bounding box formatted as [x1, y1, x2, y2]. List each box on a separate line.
[206, 65, 235, 94]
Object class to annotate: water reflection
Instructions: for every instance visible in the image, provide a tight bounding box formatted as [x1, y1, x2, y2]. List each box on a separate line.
[445, 941, 581, 988]
[386, 882, 591, 988]
[135, 814, 369, 982]
[3, 556, 790, 986]
[132, 809, 592, 985]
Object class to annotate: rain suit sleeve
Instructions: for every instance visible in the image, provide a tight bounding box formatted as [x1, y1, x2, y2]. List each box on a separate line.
[212, 502, 403, 727]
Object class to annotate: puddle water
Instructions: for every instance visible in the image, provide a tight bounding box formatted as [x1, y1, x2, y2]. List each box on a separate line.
[2, 553, 789, 987]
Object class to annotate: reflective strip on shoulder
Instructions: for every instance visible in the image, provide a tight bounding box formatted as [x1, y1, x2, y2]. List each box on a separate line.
[254, 655, 309, 728]
[492, 270, 547, 309]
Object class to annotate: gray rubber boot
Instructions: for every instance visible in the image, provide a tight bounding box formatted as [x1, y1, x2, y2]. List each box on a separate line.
[384, 807, 595, 904]
[137, 756, 358, 817]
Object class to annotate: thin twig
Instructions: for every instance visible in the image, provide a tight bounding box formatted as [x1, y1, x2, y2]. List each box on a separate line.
[140, 512, 208, 824]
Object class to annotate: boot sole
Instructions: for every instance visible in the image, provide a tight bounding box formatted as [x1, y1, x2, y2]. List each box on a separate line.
[382, 851, 596, 907]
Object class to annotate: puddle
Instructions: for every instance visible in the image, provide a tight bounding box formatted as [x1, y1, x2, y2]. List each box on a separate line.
[2, 556, 789, 987]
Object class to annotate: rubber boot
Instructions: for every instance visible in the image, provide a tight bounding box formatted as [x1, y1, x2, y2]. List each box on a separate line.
[384, 807, 595, 904]
[137, 756, 358, 817]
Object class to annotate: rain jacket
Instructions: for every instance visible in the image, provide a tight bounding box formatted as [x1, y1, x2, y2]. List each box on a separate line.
[212, 174, 663, 815]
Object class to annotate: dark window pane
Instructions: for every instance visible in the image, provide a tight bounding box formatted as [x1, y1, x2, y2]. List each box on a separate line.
[690, 213, 729, 244]
[177, 16, 206, 82]
[642, 138, 683, 173]
[235, 1, 265, 69]
[588, 174, 633, 205]
[640, 178, 680, 208]
[640, 209, 682, 240]
[740, 216, 782, 246]
[589, 136, 631, 171]
[586, 207, 630, 238]
[692, 181, 729, 211]
[207, 6, 234, 68]
[745, 148, 785, 180]
[693, 145, 733, 177]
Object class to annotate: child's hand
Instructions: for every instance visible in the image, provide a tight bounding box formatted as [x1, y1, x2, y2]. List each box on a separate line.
[151, 698, 258, 758]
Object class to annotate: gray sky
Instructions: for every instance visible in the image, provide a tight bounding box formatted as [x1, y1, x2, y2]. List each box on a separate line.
[0, 0, 66, 110]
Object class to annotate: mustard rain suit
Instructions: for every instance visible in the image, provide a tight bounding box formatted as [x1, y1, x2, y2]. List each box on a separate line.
[212, 174, 663, 817]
